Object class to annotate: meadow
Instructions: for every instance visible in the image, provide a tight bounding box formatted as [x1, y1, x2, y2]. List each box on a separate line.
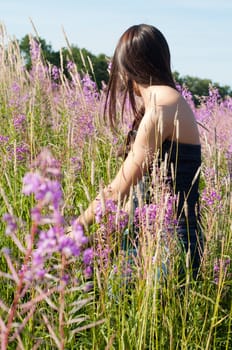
[0, 28, 231, 349]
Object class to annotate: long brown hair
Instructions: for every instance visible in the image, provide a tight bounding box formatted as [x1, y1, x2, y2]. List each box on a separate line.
[104, 24, 176, 128]
[104, 24, 176, 158]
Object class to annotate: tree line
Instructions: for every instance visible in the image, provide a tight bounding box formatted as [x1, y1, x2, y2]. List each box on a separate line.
[19, 35, 232, 103]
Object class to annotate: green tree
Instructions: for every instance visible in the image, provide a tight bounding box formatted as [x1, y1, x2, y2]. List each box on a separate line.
[62, 46, 109, 88]
[91, 53, 109, 88]
[19, 34, 60, 70]
[18, 35, 231, 98]
[173, 71, 232, 104]
[19, 35, 109, 88]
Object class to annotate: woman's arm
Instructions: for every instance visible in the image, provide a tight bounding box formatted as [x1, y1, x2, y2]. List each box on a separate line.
[78, 109, 162, 227]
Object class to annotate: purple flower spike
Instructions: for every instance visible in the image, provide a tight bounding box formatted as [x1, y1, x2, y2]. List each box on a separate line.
[23, 172, 63, 209]
[33, 148, 61, 178]
[58, 235, 81, 257]
[84, 266, 93, 279]
[2, 213, 17, 235]
[71, 221, 88, 247]
[22, 172, 43, 195]
[95, 199, 128, 234]
[15, 148, 95, 284]
[83, 248, 94, 265]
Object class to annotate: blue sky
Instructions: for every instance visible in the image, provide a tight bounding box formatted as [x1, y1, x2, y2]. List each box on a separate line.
[1, 0, 232, 87]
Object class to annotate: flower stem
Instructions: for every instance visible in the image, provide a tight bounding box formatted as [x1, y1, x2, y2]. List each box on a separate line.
[2, 222, 37, 350]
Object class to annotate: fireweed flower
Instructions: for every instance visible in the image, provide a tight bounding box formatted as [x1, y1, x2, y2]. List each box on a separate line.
[213, 257, 231, 284]
[95, 199, 129, 234]
[134, 195, 177, 234]
[6, 142, 30, 163]
[84, 266, 93, 279]
[71, 220, 88, 247]
[95, 243, 112, 270]
[94, 199, 128, 269]
[62, 74, 98, 152]
[29, 37, 41, 62]
[78, 115, 95, 137]
[176, 84, 195, 111]
[70, 156, 82, 172]
[196, 85, 221, 123]
[201, 188, 222, 209]
[66, 60, 75, 72]
[32, 148, 62, 178]
[0, 135, 9, 143]
[5, 142, 30, 163]
[16, 143, 30, 162]
[83, 248, 94, 265]
[222, 96, 232, 111]
[82, 246, 94, 278]
[13, 114, 26, 131]
[2, 213, 17, 235]
[5, 148, 94, 282]
[22, 172, 43, 195]
[28, 37, 49, 84]
[204, 167, 216, 182]
[51, 65, 60, 81]
[134, 203, 158, 231]
[9, 81, 30, 114]
[82, 74, 99, 100]
[23, 173, 63, 211]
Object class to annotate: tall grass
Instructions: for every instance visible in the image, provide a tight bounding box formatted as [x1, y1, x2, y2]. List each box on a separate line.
[0, 24, 231, 349]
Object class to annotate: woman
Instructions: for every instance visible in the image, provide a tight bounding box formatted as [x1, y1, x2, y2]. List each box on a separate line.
[77, 24, 203, 277]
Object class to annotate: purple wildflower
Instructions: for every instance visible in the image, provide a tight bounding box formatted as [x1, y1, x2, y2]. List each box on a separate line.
[82, 74, 98, 98]
[134, 195, 176, 234]
[176, 83, 195, 111]
[51, 65, 60, 81]
[0, 135, 9, 143]
[213, 257, 231, 284]
[19, 149, 92, 283]
[30, 38, 41, 62]
[94, 242, 111, 269]
[7, 143, 30, 162]
[13, 114, 26, 131]
[2, 213, 17, 235]
[58, 235, 81, 257]
[1, 247, 11, 256]
[22, 172, 43, 195]
[70, 156, 82, 172]
[71, 220, 88, 242]
[32, 148, 61, 178]
[61, 274, 70, 285]
[95, 199, 128, 234]
[31, 207, 41, 222]
[9, 81, 30, 108]
[134, 203, 158, 231]
[23, 173, 63, 209]
[83, 282, 94, 292]
[11, 82, 20, 93]
[66, 60, 75, 72]
[83, 248, 94, 265]
[84, 266, 93, 279]
[202, 188, 222, 208]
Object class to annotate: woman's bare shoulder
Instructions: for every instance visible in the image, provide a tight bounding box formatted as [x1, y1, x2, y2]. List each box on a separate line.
[153, 86, 194, 121]
[153, 85, 181, 106]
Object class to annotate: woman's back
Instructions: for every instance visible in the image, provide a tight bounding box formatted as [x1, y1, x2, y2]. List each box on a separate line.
[136, 84, 203, 276]
[140, 85, 200, 146]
